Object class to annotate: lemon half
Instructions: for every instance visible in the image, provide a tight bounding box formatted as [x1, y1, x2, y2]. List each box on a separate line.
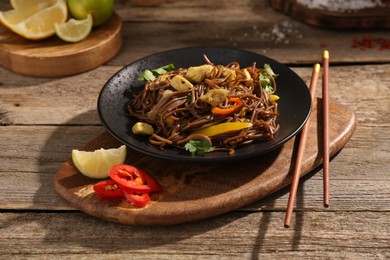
[10, 0, 58, 9]
[0, 0, 68, 40]
[72, 145, 127, 179]
[0, 5, 45, 27]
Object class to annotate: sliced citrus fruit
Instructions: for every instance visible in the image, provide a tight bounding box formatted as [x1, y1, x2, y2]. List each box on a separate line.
[67, 0, 114, 26]
[10, 0, 58, 10]
[0, 5, 45, 28]
[0, 0, 68, 40]
[54, 14, 92, 42]
[72, 145, 127, 179]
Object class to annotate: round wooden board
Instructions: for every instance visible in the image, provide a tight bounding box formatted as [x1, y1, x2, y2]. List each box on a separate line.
[54, 99, 357, 226]
[0, 13, 122, 77]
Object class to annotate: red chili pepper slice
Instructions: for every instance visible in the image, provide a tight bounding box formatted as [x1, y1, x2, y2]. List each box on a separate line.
[137, 168, 163, 192]
[109, 164, 162, 193]
[109, 164, 151, 192]
[123, 190, 151, 208]
[93, 179, 123, 199]
[211, 97, 243, 116]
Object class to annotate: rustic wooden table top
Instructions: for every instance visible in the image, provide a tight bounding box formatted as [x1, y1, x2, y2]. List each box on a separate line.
[1, 0, 389, 258]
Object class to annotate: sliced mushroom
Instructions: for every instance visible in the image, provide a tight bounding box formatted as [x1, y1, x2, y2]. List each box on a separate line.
[186, 64, 213, 83]
[221, 68, 236, 81]
[170, 75, 193, 91]
[132, 122, 154, 135]
[199, 89, 230, 106]
[242, 69, 252, 81]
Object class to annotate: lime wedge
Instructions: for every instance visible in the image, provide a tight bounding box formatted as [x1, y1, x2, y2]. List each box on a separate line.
[72, 145, 127, 179]
[54, 14, 93, 43]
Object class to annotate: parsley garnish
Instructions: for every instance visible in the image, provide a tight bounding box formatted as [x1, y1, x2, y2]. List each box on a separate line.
[185, 140, 214, 156]
[138, 64, 175, 81]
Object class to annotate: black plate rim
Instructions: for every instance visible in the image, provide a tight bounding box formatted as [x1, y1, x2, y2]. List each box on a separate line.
[97, 46, 311, 163]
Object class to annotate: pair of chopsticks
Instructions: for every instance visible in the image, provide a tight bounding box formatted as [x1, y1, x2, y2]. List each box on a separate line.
[284, 50, 330, 228]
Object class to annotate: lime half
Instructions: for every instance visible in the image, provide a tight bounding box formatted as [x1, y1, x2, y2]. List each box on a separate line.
[72, 145, 127, 179]
[54, 14, 93, 43]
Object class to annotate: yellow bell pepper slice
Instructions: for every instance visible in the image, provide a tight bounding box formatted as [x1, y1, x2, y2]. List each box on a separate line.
[192, 122, 253, 137]
[269, 94, 280, 101]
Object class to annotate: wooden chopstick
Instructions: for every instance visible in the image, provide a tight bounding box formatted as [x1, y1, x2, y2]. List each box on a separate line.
[284, 63, 320, 228]
[322, 50, 330, 208]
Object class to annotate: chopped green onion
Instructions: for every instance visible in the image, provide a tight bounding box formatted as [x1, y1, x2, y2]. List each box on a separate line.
[138, 63, 175, 81]
[259, 64, 278, 93]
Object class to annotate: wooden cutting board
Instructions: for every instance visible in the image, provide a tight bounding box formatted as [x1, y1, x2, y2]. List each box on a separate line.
[0, 13, 122, 77]
[271, 0, 390, 29]
[54, 98, 357, 226]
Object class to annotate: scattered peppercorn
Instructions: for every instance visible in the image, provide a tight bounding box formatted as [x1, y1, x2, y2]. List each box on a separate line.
[352, 36, 390, 51]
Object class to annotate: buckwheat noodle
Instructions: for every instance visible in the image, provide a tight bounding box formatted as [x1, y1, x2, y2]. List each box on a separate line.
[128, 55, 279, 155]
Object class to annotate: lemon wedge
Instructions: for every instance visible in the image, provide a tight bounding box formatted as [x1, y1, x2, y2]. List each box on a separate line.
[10, 0, 58, 9]
[54, 14, 93, 43]
[0, 0, 68, 40]
[72, 145, 127, 179]
[0, 5, 45, 27]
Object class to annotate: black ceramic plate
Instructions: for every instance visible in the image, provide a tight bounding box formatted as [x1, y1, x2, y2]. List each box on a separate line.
[98, 46, 311, 162]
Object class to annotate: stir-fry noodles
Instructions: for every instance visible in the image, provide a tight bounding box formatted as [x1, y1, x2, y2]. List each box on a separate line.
[128, 55, 280, 155]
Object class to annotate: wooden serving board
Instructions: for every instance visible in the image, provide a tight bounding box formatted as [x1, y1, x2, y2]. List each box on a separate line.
[54, 98, 357, 226]
[0, 13, 122, 77]
[271, 0, 390, 29]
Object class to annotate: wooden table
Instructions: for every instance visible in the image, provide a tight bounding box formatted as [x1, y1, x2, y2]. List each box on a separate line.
[1, 0, 389, 258]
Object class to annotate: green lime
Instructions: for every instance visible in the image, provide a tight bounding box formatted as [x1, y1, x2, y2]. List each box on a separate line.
[67, 0, 114, 26]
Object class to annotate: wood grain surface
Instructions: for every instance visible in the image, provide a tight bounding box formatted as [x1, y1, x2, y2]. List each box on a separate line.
[53, 99, 356, 225]
[1, 211, 389, 258]
[0, 13, 122, 77]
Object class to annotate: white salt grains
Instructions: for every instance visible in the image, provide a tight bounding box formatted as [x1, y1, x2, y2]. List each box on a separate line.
[296, 0, 383, 12]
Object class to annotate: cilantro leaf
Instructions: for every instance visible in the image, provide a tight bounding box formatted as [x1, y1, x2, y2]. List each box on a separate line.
[138, 64, 175, 81]
[184, 140, 214, 156]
